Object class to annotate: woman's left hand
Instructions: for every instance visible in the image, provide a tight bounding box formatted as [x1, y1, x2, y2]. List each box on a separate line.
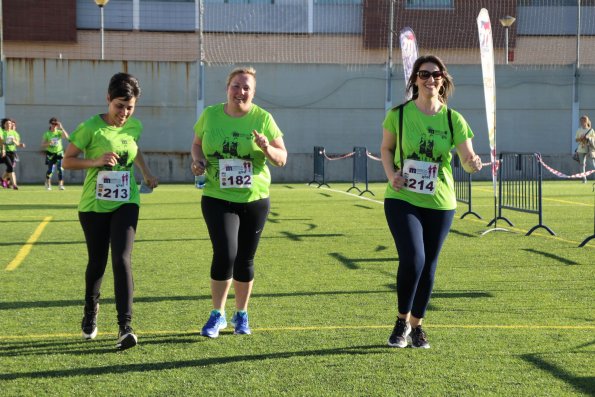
[144, 174, 159, 189]
[466, 154, 483, 173]
[252, 130, 269, 150]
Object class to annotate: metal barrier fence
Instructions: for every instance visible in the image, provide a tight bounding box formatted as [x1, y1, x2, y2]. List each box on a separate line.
[580, 183, 595, 247]
[347, 147, 373, 196]
[452, 155, 481, 219]
[308, 146, 329, 188]
[490, 152, 555, 236]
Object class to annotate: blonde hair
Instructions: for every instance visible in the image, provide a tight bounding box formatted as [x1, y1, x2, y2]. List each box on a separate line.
[580, 115, 591, 128]
[226, 66, 256, 87]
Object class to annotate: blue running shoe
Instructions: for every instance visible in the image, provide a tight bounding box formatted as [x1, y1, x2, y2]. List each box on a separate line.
[200, 310, 227, 338]
[231, 311, 251, 335]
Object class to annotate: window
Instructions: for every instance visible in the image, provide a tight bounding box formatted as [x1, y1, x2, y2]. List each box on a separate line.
[222, 0, 274, 3]
[314, 0, 363, 4]
[518, 0, 582, 5]
[405, 0, 453, 9]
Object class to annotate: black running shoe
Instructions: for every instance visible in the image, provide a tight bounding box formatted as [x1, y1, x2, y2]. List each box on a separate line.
[81, 304, 99, 340]
[387, 317, 411, 348]
[116, 326, 138, 350]
[409, 326, 430, 349]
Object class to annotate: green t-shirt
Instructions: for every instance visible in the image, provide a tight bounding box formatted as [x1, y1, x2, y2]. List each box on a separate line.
[69, 114, 142, 213]
[383, 101, 474, 210]
[194, 103, 284, 203]
[3, 130, 20, 152]
[43, 130, 65, 154]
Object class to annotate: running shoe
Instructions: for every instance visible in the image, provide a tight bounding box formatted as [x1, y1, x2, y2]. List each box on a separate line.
[81, 304, 99, 340]
[200, 310, 227, 338]
[409, 326, 430, 349]
[387, 317, 411, 348]
[231, 311, 251, 335]
[116, 326, 138, 350]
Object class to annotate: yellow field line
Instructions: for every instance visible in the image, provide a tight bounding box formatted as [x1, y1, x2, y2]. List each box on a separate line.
[1, 323, 593, 341]
[5, 216, 53, 271]
[463, 216, 595, 247]
[474, 187, 591, 206]
[311, 185, 593, 247]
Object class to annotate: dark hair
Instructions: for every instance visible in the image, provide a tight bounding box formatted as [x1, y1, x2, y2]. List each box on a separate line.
[49, 117, 58, 125]
[406, 55, 453, 103]
[108, 73, 141, 101]
[1, 118, 9, 129]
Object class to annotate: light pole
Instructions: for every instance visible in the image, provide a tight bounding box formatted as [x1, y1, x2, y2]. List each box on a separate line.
[95, 0, 110, 60]
[499, 15, 516, 65]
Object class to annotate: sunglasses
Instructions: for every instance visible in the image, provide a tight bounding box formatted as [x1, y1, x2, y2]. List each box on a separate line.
[417, 70, 444, 80]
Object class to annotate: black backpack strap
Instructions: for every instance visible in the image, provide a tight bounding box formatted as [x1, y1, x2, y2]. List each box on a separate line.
[392, 100, 410, 171]
[447, 107, 453, 144]
[398, 104, 404, 171]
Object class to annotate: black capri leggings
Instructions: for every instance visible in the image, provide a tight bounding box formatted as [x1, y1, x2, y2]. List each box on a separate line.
[46, 153, 64, 180]
[78, 204, 139, 327]
[3, 152, 16, 173]
[201, 195, 270, 282]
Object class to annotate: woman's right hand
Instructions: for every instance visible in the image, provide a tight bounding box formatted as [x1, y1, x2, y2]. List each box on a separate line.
[96, 152, 120, 167]
[391, 170, 407, 191]
[191, 159, 207, 176]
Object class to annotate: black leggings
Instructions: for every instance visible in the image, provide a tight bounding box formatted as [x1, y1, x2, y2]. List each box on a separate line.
[3, 152, 16, 173]
[384, 198, 454, 319]
[46, 153, 63, 181]
[78, 204, 139, 327]
[201, 196, 270, 282]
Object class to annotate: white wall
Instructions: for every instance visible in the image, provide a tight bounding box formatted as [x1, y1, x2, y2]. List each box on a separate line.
[5, 59, 595, 184]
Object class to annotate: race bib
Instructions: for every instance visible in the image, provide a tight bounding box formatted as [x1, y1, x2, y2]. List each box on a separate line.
[219, 159, 252, 189]
[5, 136, 14, 145]
[96, 170, 130, 201]
[402, 159, 439, 195]
[50, 138, 60, 147]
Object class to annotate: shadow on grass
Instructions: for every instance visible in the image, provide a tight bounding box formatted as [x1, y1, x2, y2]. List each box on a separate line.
[522, 248, 581, 266]
[0, 344, 387, 380]
[267, 218, 313, 224]
[0, 219, 79, 224]
[329, 252, 397, 269]
[0, 204, 77, 210]
[354, 204, 374, 210]
[0, 289, 395, 311]
[138, 217, 202, 222]
[382, 284, 493, 300]
[0, 334, 201, 358]
[0, 237, 207, 248]
[521, 353, 595, 396]
[449, 229, 478, 238]
[280, 231, 344, 241]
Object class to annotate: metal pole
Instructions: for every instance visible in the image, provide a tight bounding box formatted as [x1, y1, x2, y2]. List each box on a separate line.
[196, 0, 205, 117]
[385, 0, 394, 112]
[100, 6, 105, 60]
[504, 27, 509, 65]
[576, 0, 581, 71]
[571, 0, 581, 151]
[0, 0, 5, 118]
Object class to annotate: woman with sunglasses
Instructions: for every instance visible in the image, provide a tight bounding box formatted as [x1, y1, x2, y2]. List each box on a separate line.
[380, 55, 482, 349]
